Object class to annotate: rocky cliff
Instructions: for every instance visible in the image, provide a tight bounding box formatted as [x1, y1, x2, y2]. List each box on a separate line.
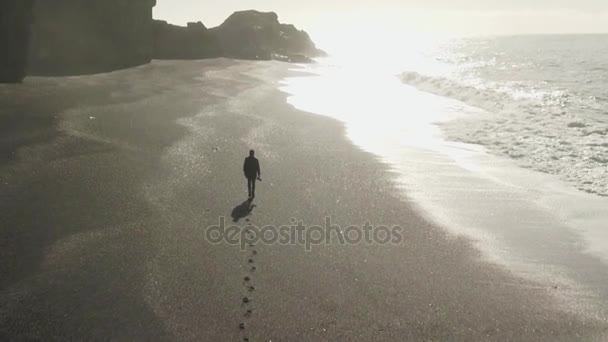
[211, 10, 324, 62]
[153, 20, 221, 60]
[0, 0, 34, 83]
[1, 5, 322, 82]
[28, 0, 157, 76]
[152, 10, 324, 63]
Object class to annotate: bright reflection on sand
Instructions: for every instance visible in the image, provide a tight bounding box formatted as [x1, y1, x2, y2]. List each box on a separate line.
[283, 71, 448, 153]
[281, 33, 456, 155]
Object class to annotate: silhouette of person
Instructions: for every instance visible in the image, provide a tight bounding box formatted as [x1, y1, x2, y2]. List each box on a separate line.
[243, 149, 261, 199]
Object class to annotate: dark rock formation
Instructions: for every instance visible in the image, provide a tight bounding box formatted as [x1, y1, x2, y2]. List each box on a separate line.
[0, 0, 34, 83]
[276, 23, 324, 57]
[9, 5, 322, 80]
[28, 0, 157, 76]
[152, 10, 323, 63]
[152, 20, 221, 60]
[210, 10, 324, 62]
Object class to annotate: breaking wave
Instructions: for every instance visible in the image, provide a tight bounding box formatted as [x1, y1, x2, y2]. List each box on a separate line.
[399, 70, 608, 196]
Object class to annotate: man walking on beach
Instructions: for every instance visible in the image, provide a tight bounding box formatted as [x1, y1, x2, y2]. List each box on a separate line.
[243, 150, 261, 199]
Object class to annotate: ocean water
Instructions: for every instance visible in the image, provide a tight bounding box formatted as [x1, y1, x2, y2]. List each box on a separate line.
[399, 35, 608, 197]
[281, 34, 608, 315]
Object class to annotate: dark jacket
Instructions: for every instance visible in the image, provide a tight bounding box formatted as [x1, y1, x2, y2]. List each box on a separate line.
[243, 156, 260, 179]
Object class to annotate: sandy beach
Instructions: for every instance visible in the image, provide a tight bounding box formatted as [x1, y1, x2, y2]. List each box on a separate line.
[1, 59, 606, 340]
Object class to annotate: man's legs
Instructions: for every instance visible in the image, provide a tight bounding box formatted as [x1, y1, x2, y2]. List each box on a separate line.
[247, 177, 256, 198]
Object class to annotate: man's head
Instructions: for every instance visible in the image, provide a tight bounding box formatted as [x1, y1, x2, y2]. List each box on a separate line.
[249, 149, 255, 157]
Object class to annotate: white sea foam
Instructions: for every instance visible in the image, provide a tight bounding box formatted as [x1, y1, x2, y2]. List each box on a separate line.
[398, 35, 608, 196]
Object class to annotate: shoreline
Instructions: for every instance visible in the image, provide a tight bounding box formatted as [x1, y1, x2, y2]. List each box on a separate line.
[282, 62, 608, 316]
[0, 59, 606, 340]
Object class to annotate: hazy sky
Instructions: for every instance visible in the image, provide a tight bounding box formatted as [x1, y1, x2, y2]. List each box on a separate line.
[154, 0, 608, 46]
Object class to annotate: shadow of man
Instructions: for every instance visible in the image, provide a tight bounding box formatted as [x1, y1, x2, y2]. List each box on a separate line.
[231, 199, 256, 223]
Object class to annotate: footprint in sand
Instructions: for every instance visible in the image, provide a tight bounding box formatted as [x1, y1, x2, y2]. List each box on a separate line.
[240, 226, 259, 338]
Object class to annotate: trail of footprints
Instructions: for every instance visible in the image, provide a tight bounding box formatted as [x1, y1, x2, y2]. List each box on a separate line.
[240, 218, 258, 342]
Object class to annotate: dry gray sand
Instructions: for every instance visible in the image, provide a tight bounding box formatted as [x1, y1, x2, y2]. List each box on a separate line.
[0, 59, 606, 340]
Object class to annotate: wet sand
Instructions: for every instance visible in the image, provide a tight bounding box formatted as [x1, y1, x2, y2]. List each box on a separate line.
[0, 59, 606, 340]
